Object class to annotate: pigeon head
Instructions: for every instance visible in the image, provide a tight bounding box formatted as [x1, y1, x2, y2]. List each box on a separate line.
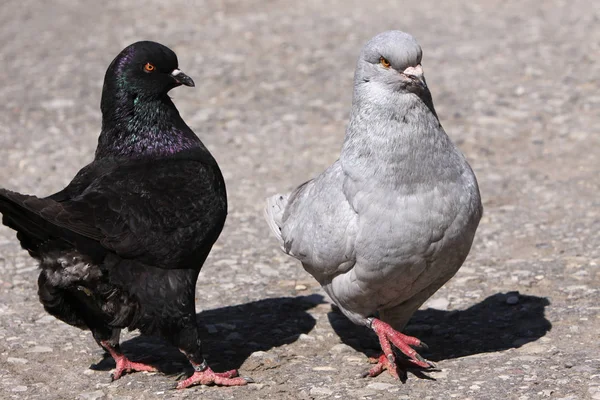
[105, 41, 194, 99]
[97, 42, 202, 159]
[354, 31, 427, 96]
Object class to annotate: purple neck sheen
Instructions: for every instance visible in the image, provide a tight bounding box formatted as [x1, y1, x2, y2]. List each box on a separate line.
[97, 122, 201, 159]
[96, 97, 201, 159]
[120, 127, 199, 157]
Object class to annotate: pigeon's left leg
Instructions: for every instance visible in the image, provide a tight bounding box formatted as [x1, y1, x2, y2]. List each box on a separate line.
[174, 324, 251, 389]
[367, 318, 435, 378]
[93, 328, 157, 380]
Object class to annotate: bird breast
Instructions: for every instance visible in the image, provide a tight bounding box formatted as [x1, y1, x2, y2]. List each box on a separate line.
[344, 166, 480, 285]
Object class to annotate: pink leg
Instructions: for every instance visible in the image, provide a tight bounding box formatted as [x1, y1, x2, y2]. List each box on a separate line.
[100, 340, 157, 381]
[368, 319, 435, 378]
[176, 361, 250, 389]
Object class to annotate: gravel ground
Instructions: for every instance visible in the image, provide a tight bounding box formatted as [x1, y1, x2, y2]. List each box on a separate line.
[0, 1, 599, 399]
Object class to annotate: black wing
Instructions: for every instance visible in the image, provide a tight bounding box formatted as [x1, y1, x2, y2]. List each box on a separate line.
[0, 154, 227, 269]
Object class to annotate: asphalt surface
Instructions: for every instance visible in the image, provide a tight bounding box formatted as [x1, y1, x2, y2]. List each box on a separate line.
[0, 1, 599, 399]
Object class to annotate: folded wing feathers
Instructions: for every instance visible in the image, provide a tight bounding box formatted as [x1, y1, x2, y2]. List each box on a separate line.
[264, 193, 289, 248]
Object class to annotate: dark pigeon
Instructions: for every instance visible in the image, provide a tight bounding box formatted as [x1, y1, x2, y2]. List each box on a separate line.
[0, 41, 249, 389]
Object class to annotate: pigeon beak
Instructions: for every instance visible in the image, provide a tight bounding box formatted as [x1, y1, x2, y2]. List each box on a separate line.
[402, 64, 426, 88]
[170, 69, 195, 87]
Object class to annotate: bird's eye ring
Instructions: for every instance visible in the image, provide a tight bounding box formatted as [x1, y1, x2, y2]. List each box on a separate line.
[143, 63, 155, 73]
[380, 57, 391, 68]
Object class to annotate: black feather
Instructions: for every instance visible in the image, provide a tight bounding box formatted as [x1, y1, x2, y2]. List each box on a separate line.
[0, 41, 228, 380]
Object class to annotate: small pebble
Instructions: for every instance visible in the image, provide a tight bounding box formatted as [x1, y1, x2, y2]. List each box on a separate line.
[312, 366, 337, 371]
[589, 385, 600, 400]
[77, 390, 104, 400]
[309, 387, 334, 396]
[244, 351, 281, 371]
[347, 389, 378, 398]
[515, 86, 525, 96]
[27, 345, 53, 353]
[7, 357, 28, 364]
[35, 315, 57, 324]
[329, 343, 354, 354]
[427, 297, 450, 310]
[367, 382, 395, 390]
[506, 295, 519, 305]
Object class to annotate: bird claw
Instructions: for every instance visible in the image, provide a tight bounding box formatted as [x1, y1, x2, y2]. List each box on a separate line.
[414, 353, 437, 368]
[174, 372, 188, 381]
[370, 318, 435, 375]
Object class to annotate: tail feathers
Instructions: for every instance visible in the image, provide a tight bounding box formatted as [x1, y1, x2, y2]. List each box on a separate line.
[264, 193, 289, 247]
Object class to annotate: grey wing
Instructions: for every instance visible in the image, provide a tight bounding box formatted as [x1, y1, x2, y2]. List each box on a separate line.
[267, 161, 358, 283]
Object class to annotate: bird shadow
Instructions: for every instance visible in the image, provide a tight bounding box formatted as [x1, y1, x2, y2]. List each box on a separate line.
[91, 294, 323, 376]
[328, 291, 552, 362]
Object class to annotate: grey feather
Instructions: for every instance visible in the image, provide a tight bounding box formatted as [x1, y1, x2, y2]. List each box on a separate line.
[264, 30, 482, 331]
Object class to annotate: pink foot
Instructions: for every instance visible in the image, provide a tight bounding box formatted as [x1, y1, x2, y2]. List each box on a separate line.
[176, 366, 250, 389]
[369, 319, 435, 378]
[111, 354, 157, 381]
[100, 340, 157, 381]
[367, 353, 399, 377]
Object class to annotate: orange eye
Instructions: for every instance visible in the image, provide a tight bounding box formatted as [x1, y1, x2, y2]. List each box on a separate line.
[380, 57, 391, 68]
[143, 63, 155, 73]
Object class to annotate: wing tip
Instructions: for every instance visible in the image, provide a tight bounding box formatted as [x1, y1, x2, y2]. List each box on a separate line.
[264, 194, 288, 246]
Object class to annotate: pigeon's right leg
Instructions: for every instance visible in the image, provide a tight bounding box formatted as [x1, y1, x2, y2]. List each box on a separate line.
[93, 328, 157, 381]
[174, 324, 251, 389]
[367, 318, 435, 378]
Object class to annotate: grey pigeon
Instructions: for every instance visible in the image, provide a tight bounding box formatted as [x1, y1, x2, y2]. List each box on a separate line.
[265, 31, 482, 378]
